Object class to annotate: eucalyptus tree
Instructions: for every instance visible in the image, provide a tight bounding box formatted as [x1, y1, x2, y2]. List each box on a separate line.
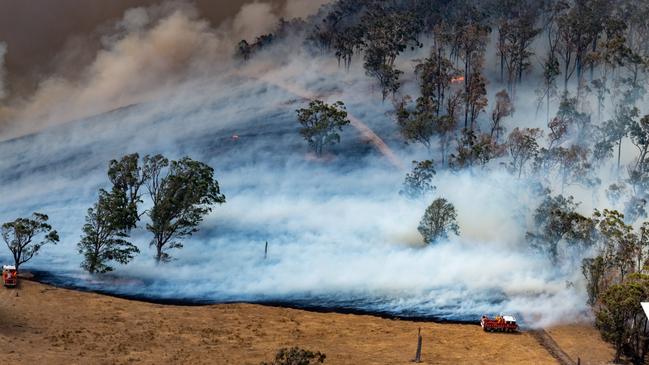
[296, 100, 351, 156]
[2, 213, 59, 271]
[144, 155, 226, 263]
[418, 198, 460, 244]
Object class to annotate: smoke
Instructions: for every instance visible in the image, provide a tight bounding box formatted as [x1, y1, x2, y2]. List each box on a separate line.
[0, 0, 331, 138]
[0, 42, 6, 100]
[232, 2, 279, 41]
[283, 0, 331, 19]
[1, 5, 220, 137]
[0, 0, 624, 328]
[0, 48, 590, 329]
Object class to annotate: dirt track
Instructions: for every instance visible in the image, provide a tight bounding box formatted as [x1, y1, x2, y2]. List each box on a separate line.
[530, 330, 576, 365]
[0, 280, 615, 364]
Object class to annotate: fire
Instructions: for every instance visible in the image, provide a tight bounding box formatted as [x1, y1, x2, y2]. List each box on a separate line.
[451, 76, 465, 84]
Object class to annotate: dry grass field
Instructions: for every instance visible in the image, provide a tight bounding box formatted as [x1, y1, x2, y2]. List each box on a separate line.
[0, 280, 615, 364]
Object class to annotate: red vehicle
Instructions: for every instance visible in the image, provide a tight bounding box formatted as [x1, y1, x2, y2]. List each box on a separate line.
[2, 265, 17, 287]
[481, 315, 518, 332]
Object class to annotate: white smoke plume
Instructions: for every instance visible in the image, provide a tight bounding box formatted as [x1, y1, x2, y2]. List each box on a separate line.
[0, 51, 591, 329]
[0, 1, 628, 328]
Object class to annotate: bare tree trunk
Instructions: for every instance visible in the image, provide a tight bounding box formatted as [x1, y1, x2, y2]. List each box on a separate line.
[546, 91, 551, 124]
[617, 139, 622, 174]
[155, 244, 163, 263]
[464, 59, 470, 129]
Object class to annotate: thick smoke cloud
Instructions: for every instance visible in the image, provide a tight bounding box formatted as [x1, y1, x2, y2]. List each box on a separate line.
[283, 0, 331, 19]
[0, 0, 326, 97]
[232, 2, 278, 41]
[0, 1, 333, 138]
[14, 7, 220, 133]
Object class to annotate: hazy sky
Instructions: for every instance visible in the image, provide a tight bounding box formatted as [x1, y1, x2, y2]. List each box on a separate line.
[0, 0, 283, 95]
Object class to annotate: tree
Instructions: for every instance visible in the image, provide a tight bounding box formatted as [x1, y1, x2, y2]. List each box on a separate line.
[436, 114, 458, 166]
[637, 222, 649, 271]
[547, 113, 569, 149]
[507, 128, 542, 178]
[261, 347, 326, 365]
[495, 4, 542, 91]
[582, 255, 607, 305]
[331, 26, 364, 69]
[418, 198, 460, 244]
[556, 1, 602, 91]
[365, 56, 403, 101]
[629, 114, 649, 175]
[296, 100, 351, 156]
[596, 105, 637, 171]
[236, 34, 275, 61]
[396, 96, 435, 150]
[465, 68, 488, 131]
[596, 274, 649, 364]
[107, 153, 147, 230]
[450, 130, 505, 170]
[78, 189, 140, 274]
[400, 160, 436, 199]
[554, 93, 592, 144]
[364, 53, 403, 100]
[536, 53, 561, 123]
[591, 77, 610, 123]
[415, 51, 460, 116]
[536, 0, 563, 123]
[553, 145, 599, 192]
[78, 154, 146, 273]
[458, 24, 489, 129]
[593, 209, 638, 282]
[144, 155, 226, 263]
[527, 194, 595, 261]
[360, 7, 422, 99]
[1, 213, 59, 271]
[490, 89, 514, 140]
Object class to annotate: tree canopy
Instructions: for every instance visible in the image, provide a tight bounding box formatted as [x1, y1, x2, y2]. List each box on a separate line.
[296, 100, 351, 156]
[144, 155, 226, 263]
[418, 198, 460, 244]
[1, 213, 59, 271]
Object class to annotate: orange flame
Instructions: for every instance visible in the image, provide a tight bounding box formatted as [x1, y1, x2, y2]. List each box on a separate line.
[451, 76, 465, 84]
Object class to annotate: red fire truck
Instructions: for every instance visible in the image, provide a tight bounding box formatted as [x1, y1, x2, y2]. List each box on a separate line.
[481, 315, 518, 332]
[2, 265, 17, 287]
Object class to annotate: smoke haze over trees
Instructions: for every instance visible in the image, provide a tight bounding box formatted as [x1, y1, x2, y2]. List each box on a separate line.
[3, 0, 649, 340]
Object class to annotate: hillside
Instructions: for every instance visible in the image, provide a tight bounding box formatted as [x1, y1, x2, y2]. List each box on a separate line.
[2, 0, 649, 362]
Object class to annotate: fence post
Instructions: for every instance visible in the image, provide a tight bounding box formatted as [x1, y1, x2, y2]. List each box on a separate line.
[412, 327, 422, 363]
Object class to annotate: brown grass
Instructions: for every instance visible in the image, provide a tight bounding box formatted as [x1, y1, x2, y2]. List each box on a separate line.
[547, 325, 616, 365]
[0, 280, 614, 364]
